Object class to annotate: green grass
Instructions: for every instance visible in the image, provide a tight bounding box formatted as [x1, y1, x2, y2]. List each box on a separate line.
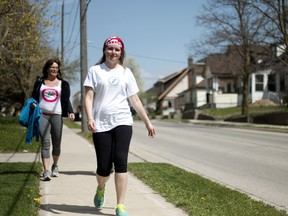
[0, 117, 40, 153]
[129, 163, 288, 216]
[63, 119, 81, 129]
[201, 105, 287, 118]
[0, 162, 42, 216]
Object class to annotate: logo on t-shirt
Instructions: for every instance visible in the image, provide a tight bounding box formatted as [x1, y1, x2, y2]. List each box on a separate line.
[108, 76, 120, 86]
[42, 88, 59, 102]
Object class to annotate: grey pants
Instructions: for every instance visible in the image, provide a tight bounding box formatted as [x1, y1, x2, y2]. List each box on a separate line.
[40, 114, 63, 158]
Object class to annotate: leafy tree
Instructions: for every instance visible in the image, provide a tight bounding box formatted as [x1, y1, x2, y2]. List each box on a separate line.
[0, 0, 51, 108]
[125, 57, 145, 93]
[62, 59, 80, 85]
[192, 0, 269, 115]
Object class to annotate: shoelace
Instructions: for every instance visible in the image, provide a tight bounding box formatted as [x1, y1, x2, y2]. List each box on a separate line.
[97, 188, 105, 199]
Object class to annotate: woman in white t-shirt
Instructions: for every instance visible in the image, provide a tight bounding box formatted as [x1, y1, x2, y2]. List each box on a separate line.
[84, 36, 156, 216]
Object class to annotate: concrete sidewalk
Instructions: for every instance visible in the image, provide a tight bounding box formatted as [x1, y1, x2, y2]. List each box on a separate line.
[37, 125, 188, 216]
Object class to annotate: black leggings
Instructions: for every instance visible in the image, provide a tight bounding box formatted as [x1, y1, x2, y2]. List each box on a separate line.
[93, 125, 132, 177]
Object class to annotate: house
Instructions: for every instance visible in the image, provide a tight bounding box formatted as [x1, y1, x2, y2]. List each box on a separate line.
[250, 69, 286, 104]
[177, 45, 287, 110]
[146, 44, 287, 116]
[176, 59, 206, 111]
[145, 58, 193, 116]
[201, 48, 242, 108]
[249, 46, 288, 104]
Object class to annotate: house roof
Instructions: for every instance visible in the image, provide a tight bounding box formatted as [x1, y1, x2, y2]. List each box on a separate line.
[158, 68, 191, 100]
[155, 70, 184, 84]
[257, 49, 288, 73]
[204, 45, 272, 77]
[204, 53, 240, 76]
[147, 62, 205, 100]
[194, 63, 205, 75]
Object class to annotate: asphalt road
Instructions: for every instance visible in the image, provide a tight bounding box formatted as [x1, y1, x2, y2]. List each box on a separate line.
[130, 120, 288, 211]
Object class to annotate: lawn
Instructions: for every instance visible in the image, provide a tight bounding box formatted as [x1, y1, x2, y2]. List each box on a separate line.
[129, 163, 288, 216]
[0, 162, 42, 216]
[0, 117, 42, 215]
[200, 105, 287, 118]
[0, 117, 40, 153]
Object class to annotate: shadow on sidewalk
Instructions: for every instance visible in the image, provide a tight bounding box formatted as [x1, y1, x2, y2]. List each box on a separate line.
[60, 171, 95, 176]
[41, 203, 114, 215]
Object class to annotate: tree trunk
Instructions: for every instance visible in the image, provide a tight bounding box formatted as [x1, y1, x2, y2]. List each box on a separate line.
[241, 75, 249, 116]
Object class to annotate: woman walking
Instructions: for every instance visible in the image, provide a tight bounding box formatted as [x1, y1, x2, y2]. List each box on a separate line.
[32, 58, 75, 181]
[84, 36, 156, 216]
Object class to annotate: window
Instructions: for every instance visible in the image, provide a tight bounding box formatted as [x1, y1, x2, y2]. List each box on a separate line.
[255, 74, 264, 91]
[268, 74, 276, 91]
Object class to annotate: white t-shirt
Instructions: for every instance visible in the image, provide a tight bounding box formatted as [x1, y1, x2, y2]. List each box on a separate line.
[84, 63, 139, 132]
[39, 81, 62, 115]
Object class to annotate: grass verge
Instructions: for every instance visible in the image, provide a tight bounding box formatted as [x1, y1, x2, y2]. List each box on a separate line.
[201, 105, 287, 118]
[0, 117, 40, 153]
[129, 162, 288, 216]
[0, 162, 42, 216]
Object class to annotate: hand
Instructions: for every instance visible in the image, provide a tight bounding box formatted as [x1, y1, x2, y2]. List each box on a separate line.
[69, 113, 75, 121]
[146, 122, 156, 138]
[87, 119, 96, 132]
[30, 103, 37, 108]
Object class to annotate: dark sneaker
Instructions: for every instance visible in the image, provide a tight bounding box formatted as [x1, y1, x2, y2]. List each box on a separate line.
[115, 204, 129, 216]
[43, 170, 51, 181]
[51, 165, 59, 177]
[94, 186, 105, 209]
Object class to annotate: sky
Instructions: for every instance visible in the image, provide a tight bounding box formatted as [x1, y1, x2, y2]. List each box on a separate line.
[48, 0, 206, 96]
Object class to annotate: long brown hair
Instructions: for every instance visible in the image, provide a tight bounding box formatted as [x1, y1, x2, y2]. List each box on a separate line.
[42, 58, 62, 79]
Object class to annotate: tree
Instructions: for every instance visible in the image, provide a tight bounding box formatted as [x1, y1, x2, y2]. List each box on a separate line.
[62, 59, 80, 85]
[193, 0, 269, 115]
[0, 0, 52, 107]
[247, 0, 288, 52]
[125, 57, 145, 93]
[247, 0, 288, 100]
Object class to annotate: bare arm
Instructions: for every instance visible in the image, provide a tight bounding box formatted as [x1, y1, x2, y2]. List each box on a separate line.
[85, 86, 96, 132]
[128, 94, 156, 138]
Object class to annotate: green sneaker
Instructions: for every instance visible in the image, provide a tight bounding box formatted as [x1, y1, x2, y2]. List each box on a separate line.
[115, 204, 129, 216]
[94, 187, 105, 209]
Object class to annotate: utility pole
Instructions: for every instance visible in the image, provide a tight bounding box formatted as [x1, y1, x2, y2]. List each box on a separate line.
[61, 0, 64, 66]
[80, 0, 88, 132]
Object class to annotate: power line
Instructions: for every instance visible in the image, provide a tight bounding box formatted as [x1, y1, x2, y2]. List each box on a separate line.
[64, 0, 91, 61]
[87, 44, 186, 64]
[128, 53, 186, 64]
[49, 0, 60, 47]
[65, 0, 78, 49]
[65, 1, 80, 61]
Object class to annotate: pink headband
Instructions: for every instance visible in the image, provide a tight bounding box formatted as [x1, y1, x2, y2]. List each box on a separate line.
[104, 36, 124, 50]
